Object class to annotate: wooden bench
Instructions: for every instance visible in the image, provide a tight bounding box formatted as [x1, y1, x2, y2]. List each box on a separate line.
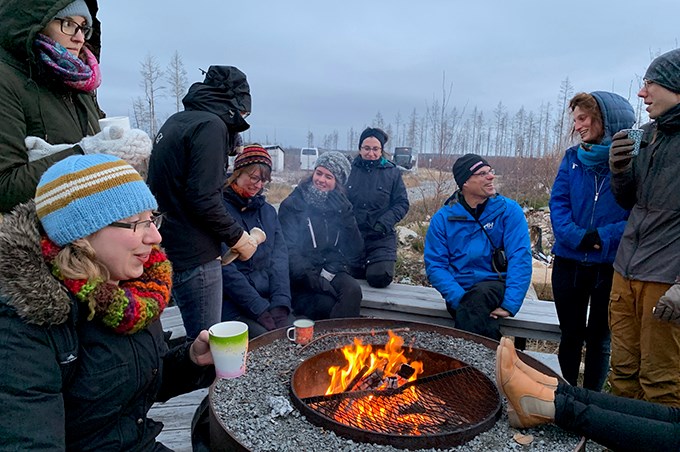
[357, 280, 560, 345]
[161, 281, 561, 346]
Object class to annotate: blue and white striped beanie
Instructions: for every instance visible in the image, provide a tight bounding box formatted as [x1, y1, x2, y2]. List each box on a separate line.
[35, 154, 157, 246]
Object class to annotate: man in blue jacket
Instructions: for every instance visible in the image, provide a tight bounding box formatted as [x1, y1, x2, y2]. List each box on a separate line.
[424, 154, 532, 339]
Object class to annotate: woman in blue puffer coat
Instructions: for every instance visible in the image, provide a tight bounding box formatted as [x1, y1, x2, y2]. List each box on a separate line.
[549, 91, 634, 391]
[220, 145, 294, 338]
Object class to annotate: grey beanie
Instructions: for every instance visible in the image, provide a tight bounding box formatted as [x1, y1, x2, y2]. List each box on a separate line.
[315, 151, 351, 186]
[54, 0, 92, 27]
[644, 48, 680, 94]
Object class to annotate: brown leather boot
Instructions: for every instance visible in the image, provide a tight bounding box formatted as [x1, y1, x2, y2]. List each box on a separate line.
[501, 337, 558, 389]
[497, 344, 556, 428]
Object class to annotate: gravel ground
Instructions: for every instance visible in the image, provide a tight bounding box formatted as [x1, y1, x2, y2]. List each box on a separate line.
[212, 328, 605, 452]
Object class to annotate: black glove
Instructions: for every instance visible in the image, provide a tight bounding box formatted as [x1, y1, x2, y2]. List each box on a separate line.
[306, 271, 337, 296]
[269, 306, 291, 328]
[256, 310, 277, 331]
[327, 190, 352, 214]
[653, 284, 680, 324]
[372, 222, 387, 235]
[609, 130, 635, 174]
[577, 229, 601, 251]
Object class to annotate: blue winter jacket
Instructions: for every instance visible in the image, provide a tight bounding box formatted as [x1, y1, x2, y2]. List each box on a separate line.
[221, 187, 292, 321]
[424, 193, 532, 315]
[549, 91, 633, 264]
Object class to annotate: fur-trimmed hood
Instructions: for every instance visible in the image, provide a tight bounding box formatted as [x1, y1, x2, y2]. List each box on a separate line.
[0, 201, 71, 325]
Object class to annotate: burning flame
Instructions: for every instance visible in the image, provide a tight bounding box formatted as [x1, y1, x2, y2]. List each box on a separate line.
[325, 330, 423, 395]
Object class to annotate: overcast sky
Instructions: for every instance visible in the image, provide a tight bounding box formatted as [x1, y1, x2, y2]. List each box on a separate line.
[96, 0, 679, 149]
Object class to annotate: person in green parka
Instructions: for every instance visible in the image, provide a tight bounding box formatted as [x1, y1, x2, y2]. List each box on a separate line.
[0, 0, 105, 212]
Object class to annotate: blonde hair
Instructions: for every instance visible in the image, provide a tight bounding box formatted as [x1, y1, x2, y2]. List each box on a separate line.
[55, 238, 110, 282]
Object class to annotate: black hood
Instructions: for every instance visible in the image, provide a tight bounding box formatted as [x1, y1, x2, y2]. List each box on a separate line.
[182, 65, 251, 132]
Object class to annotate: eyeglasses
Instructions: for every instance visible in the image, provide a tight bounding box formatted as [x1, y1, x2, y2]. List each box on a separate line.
[641, 79, 655, 89]
[110, 213, 163, 233]
[247, 174, 268, 184]
[472, 169, 495, 178]
[361, 146, 382, 153]
[55, 18, 93, 40]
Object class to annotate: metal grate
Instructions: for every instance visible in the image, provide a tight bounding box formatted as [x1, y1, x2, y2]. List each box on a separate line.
[302, 366, 499, 436]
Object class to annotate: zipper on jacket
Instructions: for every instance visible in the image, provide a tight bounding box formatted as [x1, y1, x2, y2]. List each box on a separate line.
[307, 217, 317, 248]
[584, 174, 606, 262]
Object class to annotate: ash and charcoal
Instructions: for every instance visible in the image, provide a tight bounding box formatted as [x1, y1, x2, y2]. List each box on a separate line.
[212, 328, 606, 452]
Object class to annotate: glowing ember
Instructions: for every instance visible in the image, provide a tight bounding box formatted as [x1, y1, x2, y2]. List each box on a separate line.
[325, 331, 424, 395]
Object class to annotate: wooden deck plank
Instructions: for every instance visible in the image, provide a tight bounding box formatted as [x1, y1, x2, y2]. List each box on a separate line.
[149, 388, 207, 451]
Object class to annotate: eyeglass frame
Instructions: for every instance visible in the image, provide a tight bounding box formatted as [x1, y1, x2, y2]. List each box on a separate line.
[360, 145, 382, 153]
[471, 168, 496, 178]
[54, 17, 93, 40]
[641, 79, 656, 89]
[110, 212, 163, 233]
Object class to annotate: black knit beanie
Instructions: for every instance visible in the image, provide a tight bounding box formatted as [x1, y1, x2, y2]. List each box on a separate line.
[452, 154, 490, 187]
[358, 127, 388, 149]
[644, 48, 680, 94]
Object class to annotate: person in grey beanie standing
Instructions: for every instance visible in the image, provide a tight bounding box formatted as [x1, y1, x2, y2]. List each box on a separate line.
[346, 127, 409, 288]
[608, 48, 680, 405]
[279, 151, 364, 320]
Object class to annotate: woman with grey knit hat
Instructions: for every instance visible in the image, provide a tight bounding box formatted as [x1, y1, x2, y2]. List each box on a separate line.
[346, 127, 410, 288]
[278, 151, 364, 320]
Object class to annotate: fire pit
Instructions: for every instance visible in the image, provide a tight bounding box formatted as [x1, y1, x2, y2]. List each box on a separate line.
[209, 318, 590, 452]
[290, 335, 501, 449]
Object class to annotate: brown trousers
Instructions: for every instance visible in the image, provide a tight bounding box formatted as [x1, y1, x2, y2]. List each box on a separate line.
[609, 271, 680, 406]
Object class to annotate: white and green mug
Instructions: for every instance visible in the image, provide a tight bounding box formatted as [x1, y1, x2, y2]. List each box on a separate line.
[209, 321, 249, 379]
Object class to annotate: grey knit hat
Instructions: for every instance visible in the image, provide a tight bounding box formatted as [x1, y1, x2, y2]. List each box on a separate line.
[54, 0, 92, 27]
[644, 48, 680, 94]
[315, 151, 351, 186]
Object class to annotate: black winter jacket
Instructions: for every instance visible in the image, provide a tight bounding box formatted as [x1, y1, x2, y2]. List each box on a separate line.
[278, 182, 364, 284]
[148, 68, 250, 271]
[612, 103, 680, 283]
[0, 203, 214, 451]
[346, 156, 409, 264]
[221, 187, 292, 320]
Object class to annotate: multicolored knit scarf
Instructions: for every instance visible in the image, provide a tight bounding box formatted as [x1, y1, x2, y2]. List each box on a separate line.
[41, 236, 172, 334]
[34, 33, 102, 92]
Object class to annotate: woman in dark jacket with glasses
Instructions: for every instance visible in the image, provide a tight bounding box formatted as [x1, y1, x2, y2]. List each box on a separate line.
[0, 0, 105, 212]
[346, 127, 409, 288]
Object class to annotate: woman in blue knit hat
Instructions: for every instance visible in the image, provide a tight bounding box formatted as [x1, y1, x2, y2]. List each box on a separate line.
[0, 154, 216, 450]
[346, 127, 410, 288]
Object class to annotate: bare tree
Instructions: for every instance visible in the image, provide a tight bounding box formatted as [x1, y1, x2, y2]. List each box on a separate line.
[131, 96, 150, 131]
[166, 50, 188, 113]
[555, 77, 574, 151]
[139, 54, 165, 137]
[307, 130, 314, 147]
[427, 72, 463, 155]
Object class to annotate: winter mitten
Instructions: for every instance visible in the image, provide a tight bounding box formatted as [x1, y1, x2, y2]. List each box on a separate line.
[654, 284, 680, 324]
[577, 229, 601, 250]
[25, 136, 73, 162]
[269, 306, 291, 328]
[231, 231, 258, 262]
[609, 130, 635, 174]
[256, 310, 277, 331]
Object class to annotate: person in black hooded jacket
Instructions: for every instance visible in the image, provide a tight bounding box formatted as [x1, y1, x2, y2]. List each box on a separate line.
[347, 127, 409, 288]
[148, 66, 259, 340]
[279, 151, 363, 320]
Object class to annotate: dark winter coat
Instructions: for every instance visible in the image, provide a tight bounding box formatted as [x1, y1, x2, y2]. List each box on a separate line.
[346, 156, 409, 264]
[148, 69, 251, 271]
[0, 203, 214, 451]
[221, 186, 292, 320]
[278, 181, 364, 284]
[0, 0, 102, 212]
[550, 91, 633, 264]
[612, 103, 680, 283]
